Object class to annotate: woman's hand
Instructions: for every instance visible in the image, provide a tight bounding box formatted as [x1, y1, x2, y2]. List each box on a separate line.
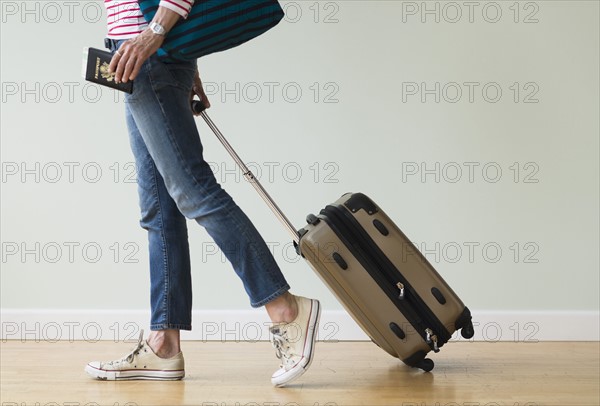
[109, 30, 164, 84]
[190, 69, 211, 116]
[108, 7, 181, 83]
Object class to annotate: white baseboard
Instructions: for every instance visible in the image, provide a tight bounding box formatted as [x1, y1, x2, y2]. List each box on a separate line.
[1, 309, 598, 342]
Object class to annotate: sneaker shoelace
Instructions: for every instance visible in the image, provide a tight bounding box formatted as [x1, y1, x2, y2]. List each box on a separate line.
[107, 329, 145, 367]
[271, 326, 294, 368]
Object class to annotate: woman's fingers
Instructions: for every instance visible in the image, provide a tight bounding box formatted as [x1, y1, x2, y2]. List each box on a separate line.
[109, 32, 164, 83]
[195, 85, 210, 108]
[108, 51, 122, 77]
[190, 86, 210, 116]
[200, 92, 210, 108]
[110, 43, 131, 83]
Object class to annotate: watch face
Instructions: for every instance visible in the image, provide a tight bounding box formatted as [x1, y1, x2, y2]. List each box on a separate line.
[151, 22, 165, 35]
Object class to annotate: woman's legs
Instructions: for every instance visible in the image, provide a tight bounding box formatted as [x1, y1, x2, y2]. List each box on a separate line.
[123, 52, 290, 337]
[87, 41, 318, 386]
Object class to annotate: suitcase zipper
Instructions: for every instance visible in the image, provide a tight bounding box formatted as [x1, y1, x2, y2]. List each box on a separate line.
[320, 206, 434, 347]
[334, 204, 451, 347]
[320, 205, 450, 349]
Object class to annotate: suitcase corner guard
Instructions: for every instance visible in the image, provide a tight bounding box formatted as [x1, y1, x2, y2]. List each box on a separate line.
[343, 192, 379, 215]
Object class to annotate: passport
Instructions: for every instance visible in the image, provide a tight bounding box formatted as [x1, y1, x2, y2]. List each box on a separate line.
[82, 47, 133, 94]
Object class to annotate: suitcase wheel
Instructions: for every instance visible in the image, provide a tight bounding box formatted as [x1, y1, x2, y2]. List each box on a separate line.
[461, 321, 475, 339]
[404, 351, 435, 372]
[417, 358, 434, 372]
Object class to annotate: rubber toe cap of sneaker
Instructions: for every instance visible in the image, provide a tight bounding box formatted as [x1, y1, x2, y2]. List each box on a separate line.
[87, 361, 101, 369]
[85, 361, 103, 376]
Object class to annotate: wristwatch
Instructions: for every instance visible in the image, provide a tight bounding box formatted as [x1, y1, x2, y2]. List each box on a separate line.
[149, 21, 167, 36]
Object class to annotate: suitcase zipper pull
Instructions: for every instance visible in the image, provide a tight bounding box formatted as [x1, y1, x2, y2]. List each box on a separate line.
[396, 282, 405, 300]
[425, 328, 440, 352]
[431, 335, 439, 352]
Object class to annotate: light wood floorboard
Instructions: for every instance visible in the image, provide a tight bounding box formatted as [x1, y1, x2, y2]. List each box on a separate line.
[1, 341, 599, 406]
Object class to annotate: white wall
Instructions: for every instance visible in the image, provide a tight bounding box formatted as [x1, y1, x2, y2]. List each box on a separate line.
[1, 1, 598, 340]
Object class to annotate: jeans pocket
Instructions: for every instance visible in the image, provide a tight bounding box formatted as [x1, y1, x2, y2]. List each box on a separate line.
[150, 55, 197, 92]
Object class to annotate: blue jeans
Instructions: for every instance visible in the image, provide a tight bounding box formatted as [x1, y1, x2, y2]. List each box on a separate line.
[106, 39, 290, 331]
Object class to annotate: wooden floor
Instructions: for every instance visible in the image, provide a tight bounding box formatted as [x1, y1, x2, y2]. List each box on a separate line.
[1, 341, 599, 406]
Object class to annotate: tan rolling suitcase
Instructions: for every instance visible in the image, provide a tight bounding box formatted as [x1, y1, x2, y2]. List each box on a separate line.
[196, 106, 474, 371]
[298, 192, 474, 371]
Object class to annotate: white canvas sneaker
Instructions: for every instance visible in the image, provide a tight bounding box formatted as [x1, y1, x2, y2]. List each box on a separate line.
[270, 296, 321, 387]
[84, 330, 185, 381]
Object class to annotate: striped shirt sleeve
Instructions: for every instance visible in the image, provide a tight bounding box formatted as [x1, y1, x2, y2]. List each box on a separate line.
[159, 0, 195, 19]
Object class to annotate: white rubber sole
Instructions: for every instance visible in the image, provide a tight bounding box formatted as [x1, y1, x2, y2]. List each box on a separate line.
[84, 364, 185, 381]
[271, 299, 321, 387]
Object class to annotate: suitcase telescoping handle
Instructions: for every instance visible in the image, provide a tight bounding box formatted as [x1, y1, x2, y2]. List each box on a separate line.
[193, 100, 300, 244]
